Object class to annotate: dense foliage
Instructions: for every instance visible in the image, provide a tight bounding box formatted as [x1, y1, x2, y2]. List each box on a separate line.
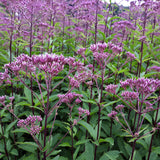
[0, 0, 160, 160]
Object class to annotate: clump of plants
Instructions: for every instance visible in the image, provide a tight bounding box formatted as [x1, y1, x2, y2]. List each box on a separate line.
[0, 0, 160, 160]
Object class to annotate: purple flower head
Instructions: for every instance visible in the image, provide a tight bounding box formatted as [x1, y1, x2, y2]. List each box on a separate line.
[139, 36, 146, 41]
[0, 71, 10, 85]
[121, 91, 139, 101]
[93, 52, 109, 65]
[77, 48, 86, 55]
[0, 96, 6, 103]
[145, 106, 153, 111]
[78, 107, 90, 116]
[58, 92, 82, 104]
[69, 77, 80, 88]
[87, 64, 93, 68]
[149, 66, 160, 72]
[75, 98, 82, 104]
[157, 122, 160, 128]
[134, 132, 139, 137]
[126, 52, 136, 60]
[120, 78, 160, 96]
[97, 42, 107, 52]
[17, 115, 42, 135]
[105, 84, 118, 94]
[108, 111, 118, 118]
[108, 42, 123, 54]
[115, 105, 125, 111]
[73, 119, 77, 125]
[9, 96, 14, 102]
[90, 44, 98, 52]
[113, 20, 135, 30]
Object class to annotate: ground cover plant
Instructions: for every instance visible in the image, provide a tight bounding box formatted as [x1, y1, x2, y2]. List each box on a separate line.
[0, 0, 160, 160]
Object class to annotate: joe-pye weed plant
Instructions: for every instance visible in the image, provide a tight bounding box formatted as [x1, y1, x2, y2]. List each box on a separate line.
[0, 0, 160, 160]
[0, 53, 90, 160]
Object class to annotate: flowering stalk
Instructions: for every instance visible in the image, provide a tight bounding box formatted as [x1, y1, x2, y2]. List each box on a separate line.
[107, 78, 160, 160]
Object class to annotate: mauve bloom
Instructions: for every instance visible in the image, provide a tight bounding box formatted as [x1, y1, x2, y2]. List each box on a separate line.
[139, 36, 146, 41]
[120, 78, 160, 96]
[108, 111, 118, 118]
[105, 84, 118, 94]
[17, 115, 42, 135]
[78, 107, 90, 116]
[0, 96, 6, 103]
[150, 66, 160, 72]
[115, 105, 125, 111]
[126, 52, 136, 60]
[90, 44, 97, 52]
[157, 122, 160, 127]
[121, 91, 139, 101]
[58, 92, 82, 103]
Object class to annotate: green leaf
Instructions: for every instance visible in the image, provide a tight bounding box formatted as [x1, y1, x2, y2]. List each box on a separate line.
[16, 142, 39, 148]
[118, 69, 128, 74]
[107, 63, 118, 73]
[144, 113, 152, 124]
[85, 142, 94, 160]
[24, 86, 32, 104]
[151, 60, 160, 66]
[136, 139, 148, 149]
[147, 152, 158, 160]
[51, 155, 60, 160]
[15, 101, 31, 107]
[104, 150, 120, 160]
[78, 120, 96, 140]
[73, 146, 80, 160]
[75, 139, 89, 146]
[103, 100, 120, 108]
[97, 14, 104, 19]
[49, 150, 61, 156]
[18, 143, 37, 153]
[10, 148, 19, 156]
[6, 140, 12, 151]
[154, 109, 160, 122]
[99, 137, 114, 145]
[138, 125, 149, 135]
[59, 142, 71, 147]
[81, 98, 97, 104]
[5, 120, 17, 133]
[108, 16, 122, 23]
[124, 142, 132, 156]
[22, 154, 37, 160]
[12, 128, 29, 134]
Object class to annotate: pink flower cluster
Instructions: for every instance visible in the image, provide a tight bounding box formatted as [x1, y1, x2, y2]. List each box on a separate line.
[78, 107, 90, 116]
[150, 66, 160, 72]
[105, 84, 118, 94]
[90, 43, 108, 64]
[0, 96, 6, 103]
[69, 70, 92, 88]
[17, 115, 42, 135]
[113, 20, 135, 30]
[121, 91, 139, 101]
[77, 48, 86, 55]
[115, 105, 125, 111]
[58, 92, 82, 104]
[0, 71, 11, 85]
[120, 78, 160, 96]
[4, 54, 35, 75]
[3, 53, 85, 78]
[108, 111, 118, 118]
[89, 42, 123, 66]
[126, 52, 136, 60]
[108, 42, 123, 54]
